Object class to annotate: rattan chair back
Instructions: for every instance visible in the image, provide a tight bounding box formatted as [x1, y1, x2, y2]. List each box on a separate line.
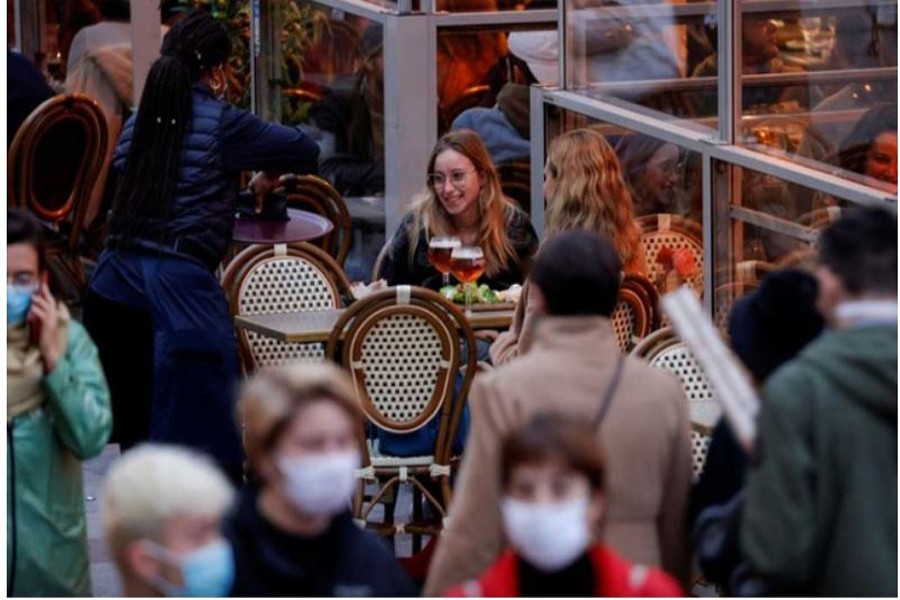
[281, 174, 353, 266]
[637, 213, 704, 295]
[223, 242, 352, 372]
[631, 327, 721, 427]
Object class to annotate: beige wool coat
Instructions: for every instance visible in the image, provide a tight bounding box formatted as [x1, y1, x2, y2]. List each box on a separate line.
[425, 316, 692, 595]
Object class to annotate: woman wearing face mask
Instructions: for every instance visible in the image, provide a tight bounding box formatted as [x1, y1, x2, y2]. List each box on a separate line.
[82, 11, 320, 482]
[225, 363, 416, 596]
[7, 209, 111, 596]
[101, 444, 236, 597]
[381, 129, 539, 291]
[446, 413, 682, 597]
[490, 128, 647, 366]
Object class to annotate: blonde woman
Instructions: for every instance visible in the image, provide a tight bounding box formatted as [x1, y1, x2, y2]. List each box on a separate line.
[224, 363, 415, 596]
[490, 128, 647, 365]
[382, 129, 539, 291]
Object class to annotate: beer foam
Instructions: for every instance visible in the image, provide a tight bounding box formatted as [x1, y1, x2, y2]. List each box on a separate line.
[451, 247, 484, 259]
[430, 238, 462, 249]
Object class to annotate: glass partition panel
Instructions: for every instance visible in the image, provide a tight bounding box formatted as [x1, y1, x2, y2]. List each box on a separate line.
[563, 0, 717, 122]
[711, 159, 839, 331]
[545, 108, 707, 299]
[738, 0, 898, 188]
[434, 0, 555, 12]
[437, 24, 557, 138]
[272, 2, 385, 197]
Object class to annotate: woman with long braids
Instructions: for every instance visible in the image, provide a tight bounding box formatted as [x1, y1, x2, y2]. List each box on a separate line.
[83, 12, 319, 481]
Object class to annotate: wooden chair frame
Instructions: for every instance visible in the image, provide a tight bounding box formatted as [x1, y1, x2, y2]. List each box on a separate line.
[223, 242, 353, 374]
[280, 174, 353, 266]
[325, 286, 478, 541]
[8, 94, 109, 294]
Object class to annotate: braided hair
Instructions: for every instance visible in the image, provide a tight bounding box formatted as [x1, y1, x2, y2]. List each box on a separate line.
[110, 11, 231, 244]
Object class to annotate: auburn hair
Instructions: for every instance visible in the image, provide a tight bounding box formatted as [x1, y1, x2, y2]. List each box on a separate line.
[544, 128, 644, 272]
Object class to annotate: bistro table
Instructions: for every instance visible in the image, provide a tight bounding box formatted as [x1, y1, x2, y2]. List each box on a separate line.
[234, 306, 515, 344]
[233, 208, 334, 245]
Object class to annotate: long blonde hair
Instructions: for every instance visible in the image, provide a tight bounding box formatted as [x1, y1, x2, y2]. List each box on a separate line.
[408, 129, 518, 277]
[544, 128, 643, 270]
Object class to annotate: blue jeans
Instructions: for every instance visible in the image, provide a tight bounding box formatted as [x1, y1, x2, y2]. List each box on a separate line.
[375, 338, 489, 457]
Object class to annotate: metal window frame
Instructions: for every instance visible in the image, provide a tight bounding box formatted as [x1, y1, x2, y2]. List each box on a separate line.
[539, 0, 897, 318]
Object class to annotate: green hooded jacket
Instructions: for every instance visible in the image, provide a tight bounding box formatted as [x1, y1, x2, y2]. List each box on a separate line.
[741, 324, 897, 596]
[7, 320, 112, 596]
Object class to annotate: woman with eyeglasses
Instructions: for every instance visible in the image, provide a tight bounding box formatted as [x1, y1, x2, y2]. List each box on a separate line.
[381, 129, 539, 291]
[615, 135, 689, 217]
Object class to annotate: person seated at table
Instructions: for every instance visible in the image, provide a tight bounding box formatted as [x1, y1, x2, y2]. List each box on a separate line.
[691, 14, 812, 115]
[490, 127, 647, 366]
[82, 11, 320, 483]
[836, 102, 897, 189]
[225, 362, 416, 596]
[445, 414, 683, 597]
[615, 134, 691, 217]
[381, 129, 538, 292]
[101, 444, 236, 597]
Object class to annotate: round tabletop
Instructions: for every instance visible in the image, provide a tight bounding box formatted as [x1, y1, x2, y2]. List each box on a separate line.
[233, 208, 334, 245]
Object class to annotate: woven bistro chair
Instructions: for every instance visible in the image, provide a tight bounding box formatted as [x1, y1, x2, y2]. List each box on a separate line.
[8, 94, 109, 298]
[636, 213, 704, 297]
[223, 242, 353, 373]
[610, 285, 652, 353]
[326, 285, 477, 544]
[280, 174, 353, 266]
[631, 327, 721, 429]
[371, 238, 392, 283]
[690, 422, 714, 481]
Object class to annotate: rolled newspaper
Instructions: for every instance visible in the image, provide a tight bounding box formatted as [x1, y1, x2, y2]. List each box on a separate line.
[661, 287, 760, 451]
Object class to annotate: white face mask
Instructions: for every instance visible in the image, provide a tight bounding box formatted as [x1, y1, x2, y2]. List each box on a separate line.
[278, 450, 360, 517]
[501, 496, 592, 572]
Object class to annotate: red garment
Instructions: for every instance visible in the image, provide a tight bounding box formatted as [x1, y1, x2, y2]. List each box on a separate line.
[446, 544, 683, 597]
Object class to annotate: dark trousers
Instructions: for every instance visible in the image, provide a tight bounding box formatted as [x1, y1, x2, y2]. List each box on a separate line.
[84, 252, 244, 484]
[83, 289, 154, 451]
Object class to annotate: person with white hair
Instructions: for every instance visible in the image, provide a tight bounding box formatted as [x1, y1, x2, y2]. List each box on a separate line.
[101, 444, 236, 597]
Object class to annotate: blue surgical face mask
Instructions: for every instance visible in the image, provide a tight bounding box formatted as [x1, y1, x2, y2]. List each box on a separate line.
[146, 539, 235, 597]
[7, 284, 36, 325]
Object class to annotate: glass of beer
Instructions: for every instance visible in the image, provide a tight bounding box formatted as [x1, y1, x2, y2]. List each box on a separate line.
[450, 246, 486, 316]
[427, 236, 461, 287]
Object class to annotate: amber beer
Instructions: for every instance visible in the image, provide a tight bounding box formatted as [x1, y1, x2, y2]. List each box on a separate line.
[427, 238, 460, 274]
[450, 249, 485, 283]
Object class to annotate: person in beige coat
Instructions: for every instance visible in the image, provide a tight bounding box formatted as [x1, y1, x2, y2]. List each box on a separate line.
[425, 231, 692, 595]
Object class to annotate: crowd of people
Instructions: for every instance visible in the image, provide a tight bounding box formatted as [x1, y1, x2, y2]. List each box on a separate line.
[6, 5, 898, 599]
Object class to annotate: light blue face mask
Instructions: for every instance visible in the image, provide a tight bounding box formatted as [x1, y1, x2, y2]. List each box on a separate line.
[146, 539, 235, 597]
[7, 285, 35, 325]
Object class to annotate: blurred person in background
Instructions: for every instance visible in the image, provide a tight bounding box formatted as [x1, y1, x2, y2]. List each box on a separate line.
[836, 102, 898, 189]
[226, 363, 416, 596]
[691, 269, 825, 594]
[490, 128, 646, 366]
[102, 444, 236, 597]
[426, 231, 692, 595]
[615, 135, 690, 217]
[741, 206, 897, 596]
[451, 83, 531, 166]
[446, 414, 682, 597]
[82, 12, 319, 482]
[382, 129, 538, 291]
[7, 208, 112, 596]
[7, 49, 55, 147]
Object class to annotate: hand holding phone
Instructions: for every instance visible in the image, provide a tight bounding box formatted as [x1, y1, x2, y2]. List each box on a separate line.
[27, 284, 62, 374]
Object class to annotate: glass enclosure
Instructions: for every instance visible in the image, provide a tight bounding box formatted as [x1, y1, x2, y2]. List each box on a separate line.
[542, 0, 897, 322]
